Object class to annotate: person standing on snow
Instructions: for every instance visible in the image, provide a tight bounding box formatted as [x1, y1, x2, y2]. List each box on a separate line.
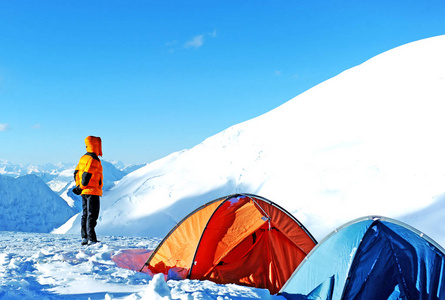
[73, 136, 103, 245]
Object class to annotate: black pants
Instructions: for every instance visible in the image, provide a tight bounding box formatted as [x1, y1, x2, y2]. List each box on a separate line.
[81, 194, 100, 242]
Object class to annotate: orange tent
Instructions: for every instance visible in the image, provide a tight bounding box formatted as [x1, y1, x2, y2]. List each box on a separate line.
[141, 194, 317, 294]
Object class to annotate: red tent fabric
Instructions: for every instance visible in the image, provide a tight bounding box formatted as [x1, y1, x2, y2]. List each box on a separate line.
[142, 194, 317, 294]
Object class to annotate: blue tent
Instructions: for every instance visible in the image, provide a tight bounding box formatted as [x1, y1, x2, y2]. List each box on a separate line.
[280, 216, 445, 300]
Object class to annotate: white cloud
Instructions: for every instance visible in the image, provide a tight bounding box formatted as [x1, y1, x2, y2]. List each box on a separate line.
[274, 70, 282, 76]
[0, 123, 9, 131]
[175, 30, 217, 51]
[32, 123, 41, 129]
[184, 35, 204, 49]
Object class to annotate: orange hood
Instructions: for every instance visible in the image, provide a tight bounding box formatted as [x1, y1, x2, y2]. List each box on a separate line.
[85, 136, 102, 157]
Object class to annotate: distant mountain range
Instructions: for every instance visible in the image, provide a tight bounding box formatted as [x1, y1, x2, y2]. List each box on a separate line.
[0, 160, 73, 182]
[0, 160, 144, 182]
[0, 160, 145, 232]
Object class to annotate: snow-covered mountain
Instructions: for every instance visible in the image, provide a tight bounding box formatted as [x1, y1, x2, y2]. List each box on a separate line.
[0, 160, 72, 182]
[0, 159, 142, 208]
[0, 160, 143, 233]
[57, 35, 445, 247]
[0, 174, 75, 232]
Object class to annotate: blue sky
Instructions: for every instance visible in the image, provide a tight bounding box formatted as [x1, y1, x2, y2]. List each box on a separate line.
[1, 0, 445, 165]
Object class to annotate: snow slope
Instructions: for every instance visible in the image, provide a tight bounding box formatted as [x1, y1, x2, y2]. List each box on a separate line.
[3, 35, 445, 300]
[0, 175, 75, 233]
[57, 35, 445, 247]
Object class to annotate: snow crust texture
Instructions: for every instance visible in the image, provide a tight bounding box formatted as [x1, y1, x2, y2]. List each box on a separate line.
[0, 232, 281, 300]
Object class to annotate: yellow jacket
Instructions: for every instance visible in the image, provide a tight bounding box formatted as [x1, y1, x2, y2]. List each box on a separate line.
[74, 136, 103, 196]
